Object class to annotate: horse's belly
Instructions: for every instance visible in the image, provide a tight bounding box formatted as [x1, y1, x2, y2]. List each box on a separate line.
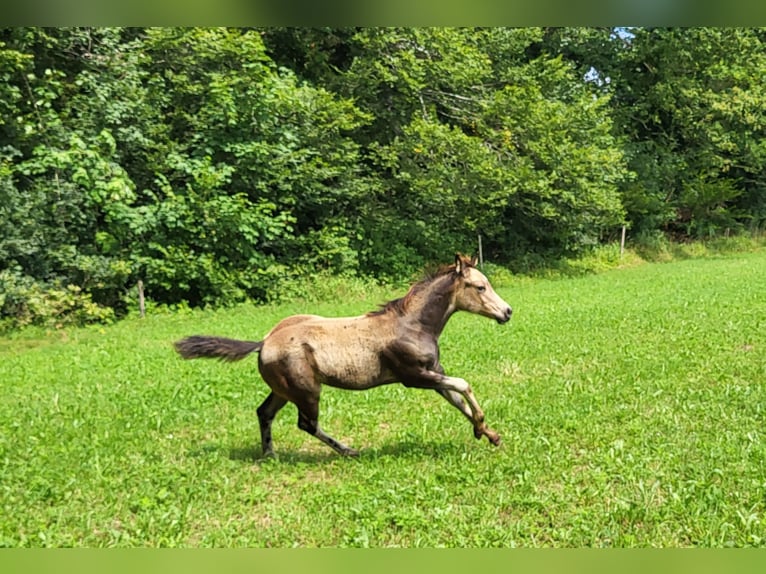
[314, 348, 394, 389]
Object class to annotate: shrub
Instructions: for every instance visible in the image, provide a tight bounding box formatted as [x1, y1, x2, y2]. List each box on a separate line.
[632, 230, 673, 262]
[0, 270, 114, 332]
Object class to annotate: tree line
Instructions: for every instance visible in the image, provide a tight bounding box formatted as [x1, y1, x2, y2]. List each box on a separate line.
[1, 27, 765, 329]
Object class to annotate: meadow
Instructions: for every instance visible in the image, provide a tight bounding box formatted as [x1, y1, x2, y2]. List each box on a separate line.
[1, 250, 765, 547]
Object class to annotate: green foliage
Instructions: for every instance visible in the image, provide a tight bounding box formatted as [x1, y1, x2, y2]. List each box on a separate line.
[632, 229, 674, 262]
[632, 230, 766, 263]
[125, 28, 373, 305]
[2, 27, 766, 327]
[0, 269, 114, 331]
[607, 28, 766, 234]
[337, 27, 628, 262]
[374, 118, 511, 261]
[476, 57, 627, 254]
[678, 178, 744, 238]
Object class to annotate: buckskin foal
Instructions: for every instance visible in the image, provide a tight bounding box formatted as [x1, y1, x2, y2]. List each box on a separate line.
[174, 253, 512, 457]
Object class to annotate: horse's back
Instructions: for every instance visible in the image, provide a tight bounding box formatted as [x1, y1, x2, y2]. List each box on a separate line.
[264, 314, 321, 338]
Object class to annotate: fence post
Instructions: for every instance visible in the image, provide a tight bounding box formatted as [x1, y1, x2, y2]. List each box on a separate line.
[477, 234, 484, 270]
[138, 279, 145, 318]
[620, 225, 626, 258]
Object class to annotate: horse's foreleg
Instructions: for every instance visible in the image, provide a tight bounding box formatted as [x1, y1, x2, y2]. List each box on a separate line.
[435, 389, 473, 422]
[437, 375, 501, 446]
[433, 366, 477, 430]
[404, 369, 501, 446]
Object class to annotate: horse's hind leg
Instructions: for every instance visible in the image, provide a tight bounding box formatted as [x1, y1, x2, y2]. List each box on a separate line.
[295, 395, 360, 457]
[256, 392, 287, 457]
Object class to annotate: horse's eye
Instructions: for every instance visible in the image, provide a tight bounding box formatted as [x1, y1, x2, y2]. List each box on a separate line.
[476, 285, 486, 293]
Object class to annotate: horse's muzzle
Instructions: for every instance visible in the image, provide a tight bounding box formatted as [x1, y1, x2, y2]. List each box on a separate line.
[496, 307, 512, 324]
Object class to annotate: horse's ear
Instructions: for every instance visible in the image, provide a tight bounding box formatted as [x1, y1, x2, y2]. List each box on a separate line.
[454, 252, 464, 275]
[455, 252, 472, 275]
[470, 253, 478, 267]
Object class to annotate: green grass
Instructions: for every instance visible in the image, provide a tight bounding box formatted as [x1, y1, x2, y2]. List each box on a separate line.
[2, 251, 766, 547]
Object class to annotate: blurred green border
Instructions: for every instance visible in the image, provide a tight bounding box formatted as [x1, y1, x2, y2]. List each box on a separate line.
[2, 549, 766, 574]
[1, 1, 766, 25]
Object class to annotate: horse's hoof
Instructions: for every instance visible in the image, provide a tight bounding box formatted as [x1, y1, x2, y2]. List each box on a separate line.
[486, 432, 501, 446]
[342, 448, 360, 457]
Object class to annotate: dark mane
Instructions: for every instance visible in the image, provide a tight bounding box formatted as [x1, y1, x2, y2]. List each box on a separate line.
[367, 260, 470, 317]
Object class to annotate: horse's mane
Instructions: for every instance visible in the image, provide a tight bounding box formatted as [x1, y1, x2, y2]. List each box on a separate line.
[367, 257, 475, 317]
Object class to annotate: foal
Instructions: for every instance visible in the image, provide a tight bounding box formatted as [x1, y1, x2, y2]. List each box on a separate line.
[175, 254, 512, 457]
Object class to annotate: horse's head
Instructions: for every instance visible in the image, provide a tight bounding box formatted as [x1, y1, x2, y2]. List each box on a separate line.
[452, 253, 512, 324]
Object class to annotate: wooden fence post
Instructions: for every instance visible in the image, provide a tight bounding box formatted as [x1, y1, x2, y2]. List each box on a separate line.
[477, 234, 484, 270]
[138, 280, 145, 318]
[620, 225, 626, 258]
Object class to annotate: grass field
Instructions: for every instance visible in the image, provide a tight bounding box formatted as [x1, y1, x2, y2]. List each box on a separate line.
[1, 251, 766, 547]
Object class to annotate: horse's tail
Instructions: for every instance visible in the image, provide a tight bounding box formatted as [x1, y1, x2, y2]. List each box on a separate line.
[174, 335, 263, 362]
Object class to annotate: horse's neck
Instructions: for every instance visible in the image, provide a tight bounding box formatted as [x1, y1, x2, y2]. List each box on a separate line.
[404, 276, 456, 339]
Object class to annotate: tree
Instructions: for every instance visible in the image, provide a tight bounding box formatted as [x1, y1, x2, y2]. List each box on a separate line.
[341, 28, 628, 263]
[604, 28, 766, 236]
[4, 27, 763, 329]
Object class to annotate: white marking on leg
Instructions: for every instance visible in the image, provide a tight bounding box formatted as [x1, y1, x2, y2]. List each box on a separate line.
[438, 376, 484, 423]
[440, 389, 473, 421]
[439, 376, 469, 393]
